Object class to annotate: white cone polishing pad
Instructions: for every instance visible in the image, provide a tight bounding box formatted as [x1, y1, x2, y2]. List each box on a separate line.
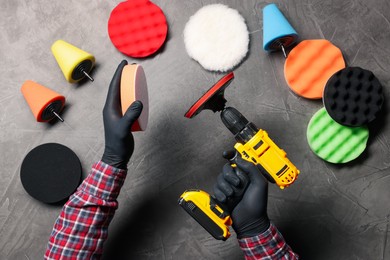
[120, 64, 149, 132]
[184, 4, 249, 72]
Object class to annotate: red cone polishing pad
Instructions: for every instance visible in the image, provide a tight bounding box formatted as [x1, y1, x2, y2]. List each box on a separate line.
[284, 39, 345, 99]
[20, 143, 81, 204]
[185, 72, 234, 118]
[121, 64, 149, 131]
[108, 0, 168, 58]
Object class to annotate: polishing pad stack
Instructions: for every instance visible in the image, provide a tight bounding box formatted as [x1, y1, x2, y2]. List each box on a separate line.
[307, 67, 384, 163]
[108, 0, 168, 58]
[262, 3, 385, 163]
[305, 67, 384, 163]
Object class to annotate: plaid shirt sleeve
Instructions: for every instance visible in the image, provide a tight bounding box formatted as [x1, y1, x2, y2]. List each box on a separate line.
[238, 223, 299, 260]
[44, 161, 127, 260]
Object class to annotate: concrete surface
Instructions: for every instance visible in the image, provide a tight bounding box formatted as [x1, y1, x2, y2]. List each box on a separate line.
[1, 0, 390, 259]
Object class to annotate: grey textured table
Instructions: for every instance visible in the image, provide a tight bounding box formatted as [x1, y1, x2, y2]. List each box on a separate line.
[1, 0, 390, 259]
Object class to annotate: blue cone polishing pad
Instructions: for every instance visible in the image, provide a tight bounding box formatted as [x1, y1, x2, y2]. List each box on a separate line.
[20, 143, 82, 204]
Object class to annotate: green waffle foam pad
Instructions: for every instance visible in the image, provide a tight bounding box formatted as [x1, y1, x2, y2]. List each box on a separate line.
[307, 108, 369, 163]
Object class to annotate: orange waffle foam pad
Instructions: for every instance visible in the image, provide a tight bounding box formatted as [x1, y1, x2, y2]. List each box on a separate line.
[108, 0, 168, 58]
[284, 39, 345, 99]
[121, 64, 149, 131]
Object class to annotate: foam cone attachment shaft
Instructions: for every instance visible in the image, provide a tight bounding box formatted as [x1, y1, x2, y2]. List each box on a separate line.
[51, 40, 95, 83]
[263, 3, 298, 52]
[21, 80, 65, 122]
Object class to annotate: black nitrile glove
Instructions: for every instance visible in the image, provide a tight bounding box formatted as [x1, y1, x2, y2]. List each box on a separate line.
[101, 60, 143, 169]
[213, 152, 270, 239]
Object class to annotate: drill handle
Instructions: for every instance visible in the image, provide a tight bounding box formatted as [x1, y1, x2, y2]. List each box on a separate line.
[221, 151, 250, 210]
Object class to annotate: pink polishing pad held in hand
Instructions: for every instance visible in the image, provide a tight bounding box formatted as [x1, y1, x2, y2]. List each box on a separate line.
[120, 64, 149, 131]
[108, 0, 168, 58]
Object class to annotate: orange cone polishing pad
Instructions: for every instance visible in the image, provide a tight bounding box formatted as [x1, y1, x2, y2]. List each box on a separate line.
[21, 80, 65, 122]
[185, 72, 234, 118]
[284, 39, 345, 99]
[120, 64, 149, 131]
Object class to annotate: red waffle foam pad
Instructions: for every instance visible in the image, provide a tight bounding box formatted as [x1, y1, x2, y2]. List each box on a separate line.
[108, 0, 168, 58]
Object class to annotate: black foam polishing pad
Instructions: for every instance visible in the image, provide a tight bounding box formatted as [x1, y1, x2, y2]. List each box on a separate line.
[323, 67, 384, 127]
[20, 143, 82, 204]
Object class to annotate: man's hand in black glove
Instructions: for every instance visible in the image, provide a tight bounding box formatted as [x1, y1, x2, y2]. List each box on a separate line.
[101, 60, 143, 169]
[213, 153, 270, 238]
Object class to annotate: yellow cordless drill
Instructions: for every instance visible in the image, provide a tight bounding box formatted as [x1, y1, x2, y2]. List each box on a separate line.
[180, 72, 300, 240]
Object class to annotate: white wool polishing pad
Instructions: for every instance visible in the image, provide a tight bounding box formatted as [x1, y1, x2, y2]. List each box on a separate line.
[184, 4, 249, 72]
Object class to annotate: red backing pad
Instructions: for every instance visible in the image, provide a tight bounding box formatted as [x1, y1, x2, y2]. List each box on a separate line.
[108, 0, 168, 58]
[185, 72, 234, 118]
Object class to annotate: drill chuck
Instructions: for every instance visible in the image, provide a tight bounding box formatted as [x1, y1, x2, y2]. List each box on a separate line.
[221, 107, 258, 143]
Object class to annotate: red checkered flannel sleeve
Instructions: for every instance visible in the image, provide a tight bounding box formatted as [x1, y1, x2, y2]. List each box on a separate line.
[45, 161, 126, 260]
[238, 223, 299, 260]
